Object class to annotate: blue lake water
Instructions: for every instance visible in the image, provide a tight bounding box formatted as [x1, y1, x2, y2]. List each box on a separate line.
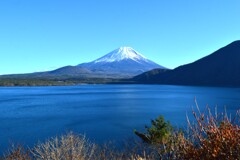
[0, 85, 240, 152]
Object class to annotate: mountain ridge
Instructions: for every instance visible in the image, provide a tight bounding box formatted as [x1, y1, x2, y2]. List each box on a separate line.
[132, 40, 240, 87]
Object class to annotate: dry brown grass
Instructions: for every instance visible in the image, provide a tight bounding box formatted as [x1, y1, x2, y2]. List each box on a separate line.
[32, 132, 96, 160]
[3, 145, 31, 160]
[2, 135, 151, 160]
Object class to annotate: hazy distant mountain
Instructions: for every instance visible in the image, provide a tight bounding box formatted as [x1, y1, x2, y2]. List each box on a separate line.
[78, 47, 166, 77]
[133, 40, 240, 87]
[46, 66, 91, 76]
[0, 66, 92, 79]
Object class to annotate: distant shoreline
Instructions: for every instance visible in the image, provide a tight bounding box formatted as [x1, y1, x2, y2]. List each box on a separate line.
[0, 78, 239, 88]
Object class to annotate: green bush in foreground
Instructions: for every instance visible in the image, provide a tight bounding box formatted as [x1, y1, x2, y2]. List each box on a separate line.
[134, 116, 173, 145]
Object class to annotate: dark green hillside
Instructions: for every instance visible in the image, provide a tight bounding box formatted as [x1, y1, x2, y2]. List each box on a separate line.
[133, 41, 240, 87]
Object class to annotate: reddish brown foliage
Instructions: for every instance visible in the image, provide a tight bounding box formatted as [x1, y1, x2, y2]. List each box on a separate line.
[177, 102, 240, 160]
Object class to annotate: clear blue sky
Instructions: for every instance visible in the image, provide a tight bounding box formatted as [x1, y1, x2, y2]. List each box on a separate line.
[0, 0, 240, 75]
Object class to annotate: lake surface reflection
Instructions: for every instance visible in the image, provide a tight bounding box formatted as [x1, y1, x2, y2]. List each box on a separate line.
[0, 85, 239, 151]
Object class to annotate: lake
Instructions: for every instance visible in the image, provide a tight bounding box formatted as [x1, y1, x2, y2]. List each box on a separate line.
[0, 85, 240, 152]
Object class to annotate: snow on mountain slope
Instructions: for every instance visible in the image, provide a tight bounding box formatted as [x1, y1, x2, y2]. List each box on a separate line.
[78, 47, 166, 77]
[94, 47, 149, 63]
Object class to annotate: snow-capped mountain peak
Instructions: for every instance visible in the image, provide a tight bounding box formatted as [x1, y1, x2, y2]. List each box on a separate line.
[94, 47, 148, 63]
[78, 47, 166, 77]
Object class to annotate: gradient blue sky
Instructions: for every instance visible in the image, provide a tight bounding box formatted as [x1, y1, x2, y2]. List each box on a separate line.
[0, 0, 240, 74]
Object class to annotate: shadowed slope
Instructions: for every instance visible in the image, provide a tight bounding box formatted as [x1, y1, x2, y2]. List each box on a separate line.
[133, 41, 240, 87]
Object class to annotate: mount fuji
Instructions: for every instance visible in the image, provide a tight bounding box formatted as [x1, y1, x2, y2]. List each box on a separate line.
[1, 47, 165, 80]
[78, 47, 166, 77]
